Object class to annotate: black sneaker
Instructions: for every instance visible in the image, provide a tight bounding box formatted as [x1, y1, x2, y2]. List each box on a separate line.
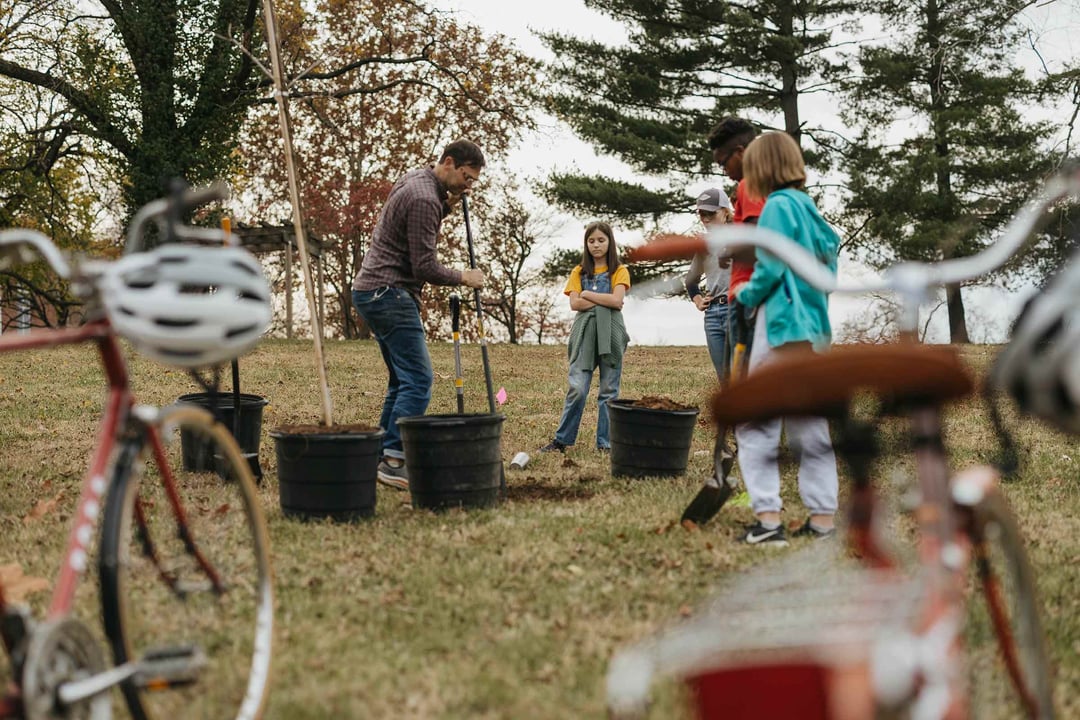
[792, 519, 836, 539]
[539, 440, 567, 453]
[741, 521, 789, 547]
[376, 458, 409, 491]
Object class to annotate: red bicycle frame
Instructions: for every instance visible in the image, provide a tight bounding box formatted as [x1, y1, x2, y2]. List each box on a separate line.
[0, 319, 134, 622]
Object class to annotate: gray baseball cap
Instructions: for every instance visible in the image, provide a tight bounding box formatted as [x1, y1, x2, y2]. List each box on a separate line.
[695, 188, 733, 212]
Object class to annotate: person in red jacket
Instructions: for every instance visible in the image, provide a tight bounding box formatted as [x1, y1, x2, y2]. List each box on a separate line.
[708, 116, 764, 366]
[681, 117, 764, 528]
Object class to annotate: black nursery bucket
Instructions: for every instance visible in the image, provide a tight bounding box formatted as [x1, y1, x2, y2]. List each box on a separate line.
[270, 427, 384, 522]
[398, 413, 505, 511]
[609, 399, 700, 478]
[178, 392, 268, 472]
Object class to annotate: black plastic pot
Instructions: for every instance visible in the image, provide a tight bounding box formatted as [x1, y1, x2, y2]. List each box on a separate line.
[609, 399, 700, 478]
[398, 413, 504, 511]
[178, 392, 268, 473]
[270, 427, 384, 522]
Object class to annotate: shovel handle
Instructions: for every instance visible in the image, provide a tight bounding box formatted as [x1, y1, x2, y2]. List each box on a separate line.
[461, 197, 497, 414]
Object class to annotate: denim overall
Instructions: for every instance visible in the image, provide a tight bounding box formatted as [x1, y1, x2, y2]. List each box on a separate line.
[554, 270, 623, 449]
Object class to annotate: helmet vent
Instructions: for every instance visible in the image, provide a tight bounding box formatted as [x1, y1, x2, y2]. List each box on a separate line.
[226, 323, 258, 339]
[153, 317, 199, 328]
[179, 283, 215, 295]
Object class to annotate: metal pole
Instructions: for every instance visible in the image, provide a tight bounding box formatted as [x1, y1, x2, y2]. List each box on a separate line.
[461, 196, 496, 414]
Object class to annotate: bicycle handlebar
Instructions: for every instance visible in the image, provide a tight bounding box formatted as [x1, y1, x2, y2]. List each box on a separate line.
[125, 181, 230, 253]
[0, 181, 232, 285]
[0, 229, 74, 278]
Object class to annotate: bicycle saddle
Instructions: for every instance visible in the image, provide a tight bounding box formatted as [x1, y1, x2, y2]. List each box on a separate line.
[711, 344, 974, 426]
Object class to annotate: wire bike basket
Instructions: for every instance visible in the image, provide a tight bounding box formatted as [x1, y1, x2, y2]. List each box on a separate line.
[607, 544, 923, 719]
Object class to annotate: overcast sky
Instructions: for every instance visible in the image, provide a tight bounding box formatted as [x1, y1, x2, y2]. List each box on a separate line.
[440, 0, 1076, 345]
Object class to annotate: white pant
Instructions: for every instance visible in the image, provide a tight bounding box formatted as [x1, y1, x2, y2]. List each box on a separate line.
[734, 307, 839, 516]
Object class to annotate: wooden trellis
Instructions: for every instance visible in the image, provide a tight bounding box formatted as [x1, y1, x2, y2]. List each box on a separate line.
[231, 221, 326, 339]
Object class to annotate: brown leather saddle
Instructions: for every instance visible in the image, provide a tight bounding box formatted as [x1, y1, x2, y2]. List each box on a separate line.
[711, 344, 975, 426]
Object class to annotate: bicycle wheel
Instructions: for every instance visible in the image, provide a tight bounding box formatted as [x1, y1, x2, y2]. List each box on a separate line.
[963, 488, 1054, 719]
[99, 404, 273, 719]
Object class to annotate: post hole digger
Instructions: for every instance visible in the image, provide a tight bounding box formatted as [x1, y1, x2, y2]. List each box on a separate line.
[460, 195, 497, 415]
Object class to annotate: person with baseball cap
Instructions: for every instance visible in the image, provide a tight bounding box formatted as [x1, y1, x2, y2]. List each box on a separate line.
[684, 187, 735, 383]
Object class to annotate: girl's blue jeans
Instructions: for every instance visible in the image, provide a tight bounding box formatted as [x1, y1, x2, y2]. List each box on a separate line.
[554, 354, 622, 450]
[352, 287, 433, 460]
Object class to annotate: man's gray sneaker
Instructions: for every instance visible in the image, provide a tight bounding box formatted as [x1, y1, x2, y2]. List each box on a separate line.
[377, 459, 409, 491]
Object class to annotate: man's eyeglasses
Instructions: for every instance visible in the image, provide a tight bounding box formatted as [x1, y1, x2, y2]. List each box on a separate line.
[698, 210, 717, 219]
[459, 166, 480, 184]
[715, 146, 740, 168]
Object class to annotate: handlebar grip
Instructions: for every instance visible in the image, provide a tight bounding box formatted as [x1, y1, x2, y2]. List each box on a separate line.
[177, 182, 230, 212]
[125, 181, 231, 253]
[624, 234, 706, 262]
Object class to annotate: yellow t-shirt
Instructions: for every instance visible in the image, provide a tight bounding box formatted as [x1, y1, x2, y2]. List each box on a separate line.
[563, 264, 631, 295]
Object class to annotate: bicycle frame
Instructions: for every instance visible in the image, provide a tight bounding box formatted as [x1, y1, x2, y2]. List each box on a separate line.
[0, 316, 199, 716]
[0, 320, 132, 622]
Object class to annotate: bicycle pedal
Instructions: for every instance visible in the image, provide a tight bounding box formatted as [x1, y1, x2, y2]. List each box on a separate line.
[136, 645, 207, 688]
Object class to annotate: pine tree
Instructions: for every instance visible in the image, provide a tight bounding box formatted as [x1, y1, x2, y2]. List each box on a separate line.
[540, 0, 865, 225]
[841, 0, 1056, 343]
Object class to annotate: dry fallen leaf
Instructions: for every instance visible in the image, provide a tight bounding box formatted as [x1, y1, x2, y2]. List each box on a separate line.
[0, 563, 50, 602]
[23, 491, 63, 524]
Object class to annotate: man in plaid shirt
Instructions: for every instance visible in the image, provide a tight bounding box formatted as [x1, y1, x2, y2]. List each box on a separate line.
[352, 139, 486, 490]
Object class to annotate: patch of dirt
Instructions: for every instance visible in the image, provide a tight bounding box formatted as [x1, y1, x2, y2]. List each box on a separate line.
[628, 395, 697, 411]
[561, 457, 579, 468]
[272, 423, 380, 435]
[504, 481, 595, 503]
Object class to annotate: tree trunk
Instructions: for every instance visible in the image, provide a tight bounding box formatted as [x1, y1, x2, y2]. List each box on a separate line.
[778, 4, 801, 144]
[945, 284, 969, 343]
[926, 0, 968, 344]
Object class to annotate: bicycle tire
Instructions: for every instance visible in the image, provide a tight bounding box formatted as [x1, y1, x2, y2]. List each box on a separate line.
[964, 488, 1054, 720]
[98, 405, 273, 719]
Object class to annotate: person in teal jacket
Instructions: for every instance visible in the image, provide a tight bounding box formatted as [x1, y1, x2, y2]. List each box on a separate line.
[733, 131, 840, 547]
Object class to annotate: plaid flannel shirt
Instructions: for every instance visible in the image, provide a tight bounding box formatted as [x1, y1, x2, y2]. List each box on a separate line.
[353, 167, 462, 298]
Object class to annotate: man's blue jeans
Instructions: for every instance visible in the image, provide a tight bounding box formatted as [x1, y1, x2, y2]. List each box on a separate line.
[703, 302, 730, 383]
[352, 287, 433, 460]
[554, 354, 622, 450]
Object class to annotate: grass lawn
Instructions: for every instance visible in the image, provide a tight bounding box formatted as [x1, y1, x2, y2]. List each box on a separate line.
[0, 338, 1076, 718]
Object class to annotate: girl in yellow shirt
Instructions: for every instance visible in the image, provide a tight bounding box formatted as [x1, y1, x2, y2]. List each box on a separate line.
[540, 222, 631, 453]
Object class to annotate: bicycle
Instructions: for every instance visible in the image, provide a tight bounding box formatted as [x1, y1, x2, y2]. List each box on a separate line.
[0, 184, 274, 719]
[605, 167, 1080, 719]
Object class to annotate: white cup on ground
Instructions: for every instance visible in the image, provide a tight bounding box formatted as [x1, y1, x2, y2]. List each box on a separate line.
[510, 451, 530, 469]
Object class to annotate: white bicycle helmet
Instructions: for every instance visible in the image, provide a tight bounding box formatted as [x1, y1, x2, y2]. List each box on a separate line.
[992, 249, 1080, 435]
[101, 244, 272, 368]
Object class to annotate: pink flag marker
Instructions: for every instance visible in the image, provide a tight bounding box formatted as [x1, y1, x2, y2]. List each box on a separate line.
[495, 387, 508, 406]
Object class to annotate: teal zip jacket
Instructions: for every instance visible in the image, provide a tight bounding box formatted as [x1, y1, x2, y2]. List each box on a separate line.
[735, 188, 839, 351]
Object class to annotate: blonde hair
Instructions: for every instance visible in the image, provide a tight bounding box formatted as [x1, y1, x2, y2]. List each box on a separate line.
[742, 131, 806, 200]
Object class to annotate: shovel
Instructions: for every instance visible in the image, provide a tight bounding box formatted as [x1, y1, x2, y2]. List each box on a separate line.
[221, 216, 262, 481]
[461, 195, 505, 492]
